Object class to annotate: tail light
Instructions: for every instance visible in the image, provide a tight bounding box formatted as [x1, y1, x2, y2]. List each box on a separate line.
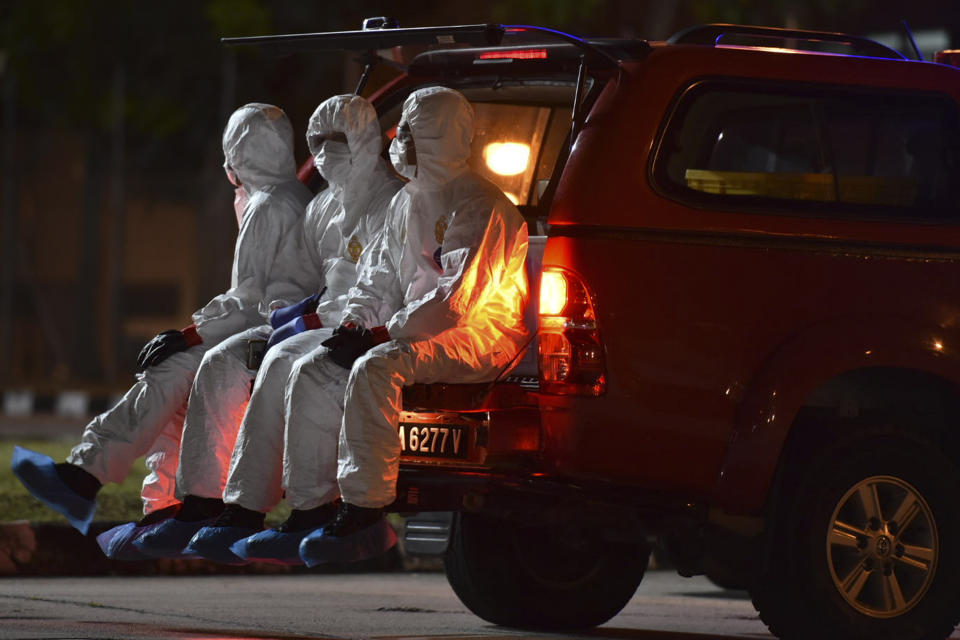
[538, 267, 606, 395]
[477, 48, 548, 61]
[935, 50, 960, 67]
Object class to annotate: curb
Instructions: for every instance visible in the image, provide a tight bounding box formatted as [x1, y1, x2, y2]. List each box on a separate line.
[0, 521, 439, 577]
[2, 390, 123, 420]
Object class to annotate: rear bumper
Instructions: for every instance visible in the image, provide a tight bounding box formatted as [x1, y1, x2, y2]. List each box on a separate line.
[393, 382, 706, 536]
[392, 465, 706, 556]
[392, 465, 703, 519]
[393, 466, 539, 512]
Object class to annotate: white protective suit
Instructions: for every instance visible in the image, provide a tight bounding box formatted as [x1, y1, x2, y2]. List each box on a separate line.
[212, 95, 400, 512]
[280, 86, 529, 511]
[67, 103, 311, 514]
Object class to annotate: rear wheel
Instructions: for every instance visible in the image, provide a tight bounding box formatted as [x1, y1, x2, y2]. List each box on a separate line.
[444, 511, 649, 630]
[750, 434, 960, 640]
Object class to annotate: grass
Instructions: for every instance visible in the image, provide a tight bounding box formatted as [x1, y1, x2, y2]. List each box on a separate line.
[0, 440, 290, 526]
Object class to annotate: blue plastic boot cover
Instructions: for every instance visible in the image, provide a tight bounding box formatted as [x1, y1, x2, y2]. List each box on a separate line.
[231, 528, 309, 565]
[298, 518, 397, 567]
[96, 521, 167, 561]
[11, 446, 96, 535]
[131, 518, 212, 558]
[184, 526, 259, 565]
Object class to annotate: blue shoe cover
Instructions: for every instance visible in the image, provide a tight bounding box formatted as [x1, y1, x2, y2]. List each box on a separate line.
[97, 521, 165, 561]
[231, 528, 308, 565]
[132, 518, 211, 559]
[298, 518, 397, 567]
[184, 526, 258, 565]
[11, 446, 96, 535]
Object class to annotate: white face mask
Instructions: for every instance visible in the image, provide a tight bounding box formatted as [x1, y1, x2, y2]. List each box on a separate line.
[389, 136, 417, 180]
[314, 140, 352, 186]
[233, 186, 248, 227]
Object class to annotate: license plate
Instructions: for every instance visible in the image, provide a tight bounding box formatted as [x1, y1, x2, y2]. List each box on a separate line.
[398, 423, 469, 459]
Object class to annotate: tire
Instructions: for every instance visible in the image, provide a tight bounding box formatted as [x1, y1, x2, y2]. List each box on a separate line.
[750, 433, 960, 640]
[444, 511, 649, 630]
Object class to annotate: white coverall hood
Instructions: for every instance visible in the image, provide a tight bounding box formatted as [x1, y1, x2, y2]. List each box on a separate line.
[297, 94, 402, 327]
[194, 103, 311, 343]
[392, 86, 474, 190]
[307, 94, 382, 203]
[222, 103, 298, 193]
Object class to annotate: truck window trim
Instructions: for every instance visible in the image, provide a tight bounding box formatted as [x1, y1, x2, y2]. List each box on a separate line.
[649, 78, 960, 224]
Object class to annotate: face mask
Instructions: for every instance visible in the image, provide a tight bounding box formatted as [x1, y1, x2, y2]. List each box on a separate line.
[233, 186, 248, 227]
[224, 163, 241, 188]
[389, 136, 417, 180]
[314, 140, 352, 185]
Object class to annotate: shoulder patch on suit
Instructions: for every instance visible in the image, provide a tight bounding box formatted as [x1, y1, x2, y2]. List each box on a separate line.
[434, 216, 448, 245]
[347, 235, 363, 262]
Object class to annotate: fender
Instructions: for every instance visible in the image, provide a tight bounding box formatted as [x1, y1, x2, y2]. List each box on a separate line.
[713, 314, 960, 515]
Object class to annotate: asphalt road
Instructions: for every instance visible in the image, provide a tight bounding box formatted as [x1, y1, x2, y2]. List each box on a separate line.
[0, 570, 776, 640]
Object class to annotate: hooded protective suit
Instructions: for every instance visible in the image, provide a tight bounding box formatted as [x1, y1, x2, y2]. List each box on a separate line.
[66, 103, 311, 514]
[279, 87, 529, 512]
[178, 95, 400, 509]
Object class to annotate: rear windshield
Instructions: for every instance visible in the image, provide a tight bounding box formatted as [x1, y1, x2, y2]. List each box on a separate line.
[379, 83, 575, 213]
[654, 81, 960, 221]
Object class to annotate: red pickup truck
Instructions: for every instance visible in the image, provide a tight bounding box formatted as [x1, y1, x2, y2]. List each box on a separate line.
[233, 21, 960, 640]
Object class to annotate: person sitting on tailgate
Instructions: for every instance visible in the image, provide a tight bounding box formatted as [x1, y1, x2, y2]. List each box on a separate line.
[12, 104, 310, 549]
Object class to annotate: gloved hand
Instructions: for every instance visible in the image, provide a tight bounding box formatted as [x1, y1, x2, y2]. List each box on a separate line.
[266, 312, 322, 351]
[137, 325, 202, 372]
[269, 291, 322, 329]
[321, 324, 390, 369]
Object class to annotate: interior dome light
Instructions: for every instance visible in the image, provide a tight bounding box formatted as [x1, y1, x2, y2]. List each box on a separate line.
[484, 142, 530, 176]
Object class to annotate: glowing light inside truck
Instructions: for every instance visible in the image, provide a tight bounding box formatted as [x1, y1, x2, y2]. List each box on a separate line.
[484, 142, 531, 176]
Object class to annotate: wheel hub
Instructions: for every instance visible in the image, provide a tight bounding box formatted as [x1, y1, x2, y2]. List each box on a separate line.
[873, 535, 892, 558]
[826, 475, 938, 619]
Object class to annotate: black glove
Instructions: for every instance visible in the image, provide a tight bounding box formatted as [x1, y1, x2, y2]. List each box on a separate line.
[137, 329, 189, 372]
[321, 325, 379, 370]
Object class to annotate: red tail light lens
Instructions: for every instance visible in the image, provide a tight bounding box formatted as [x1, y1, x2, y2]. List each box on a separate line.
[935, 50, 960, 67]
[538, 267, 606, 395]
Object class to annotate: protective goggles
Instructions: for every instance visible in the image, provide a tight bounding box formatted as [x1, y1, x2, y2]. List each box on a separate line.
[308, 131, 348, 154]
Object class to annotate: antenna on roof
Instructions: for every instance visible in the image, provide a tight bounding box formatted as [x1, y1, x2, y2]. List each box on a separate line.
[901, 20, 923, 61]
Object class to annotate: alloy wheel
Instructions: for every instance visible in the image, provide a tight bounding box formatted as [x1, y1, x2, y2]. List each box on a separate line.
[826, 475, 938, 618]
